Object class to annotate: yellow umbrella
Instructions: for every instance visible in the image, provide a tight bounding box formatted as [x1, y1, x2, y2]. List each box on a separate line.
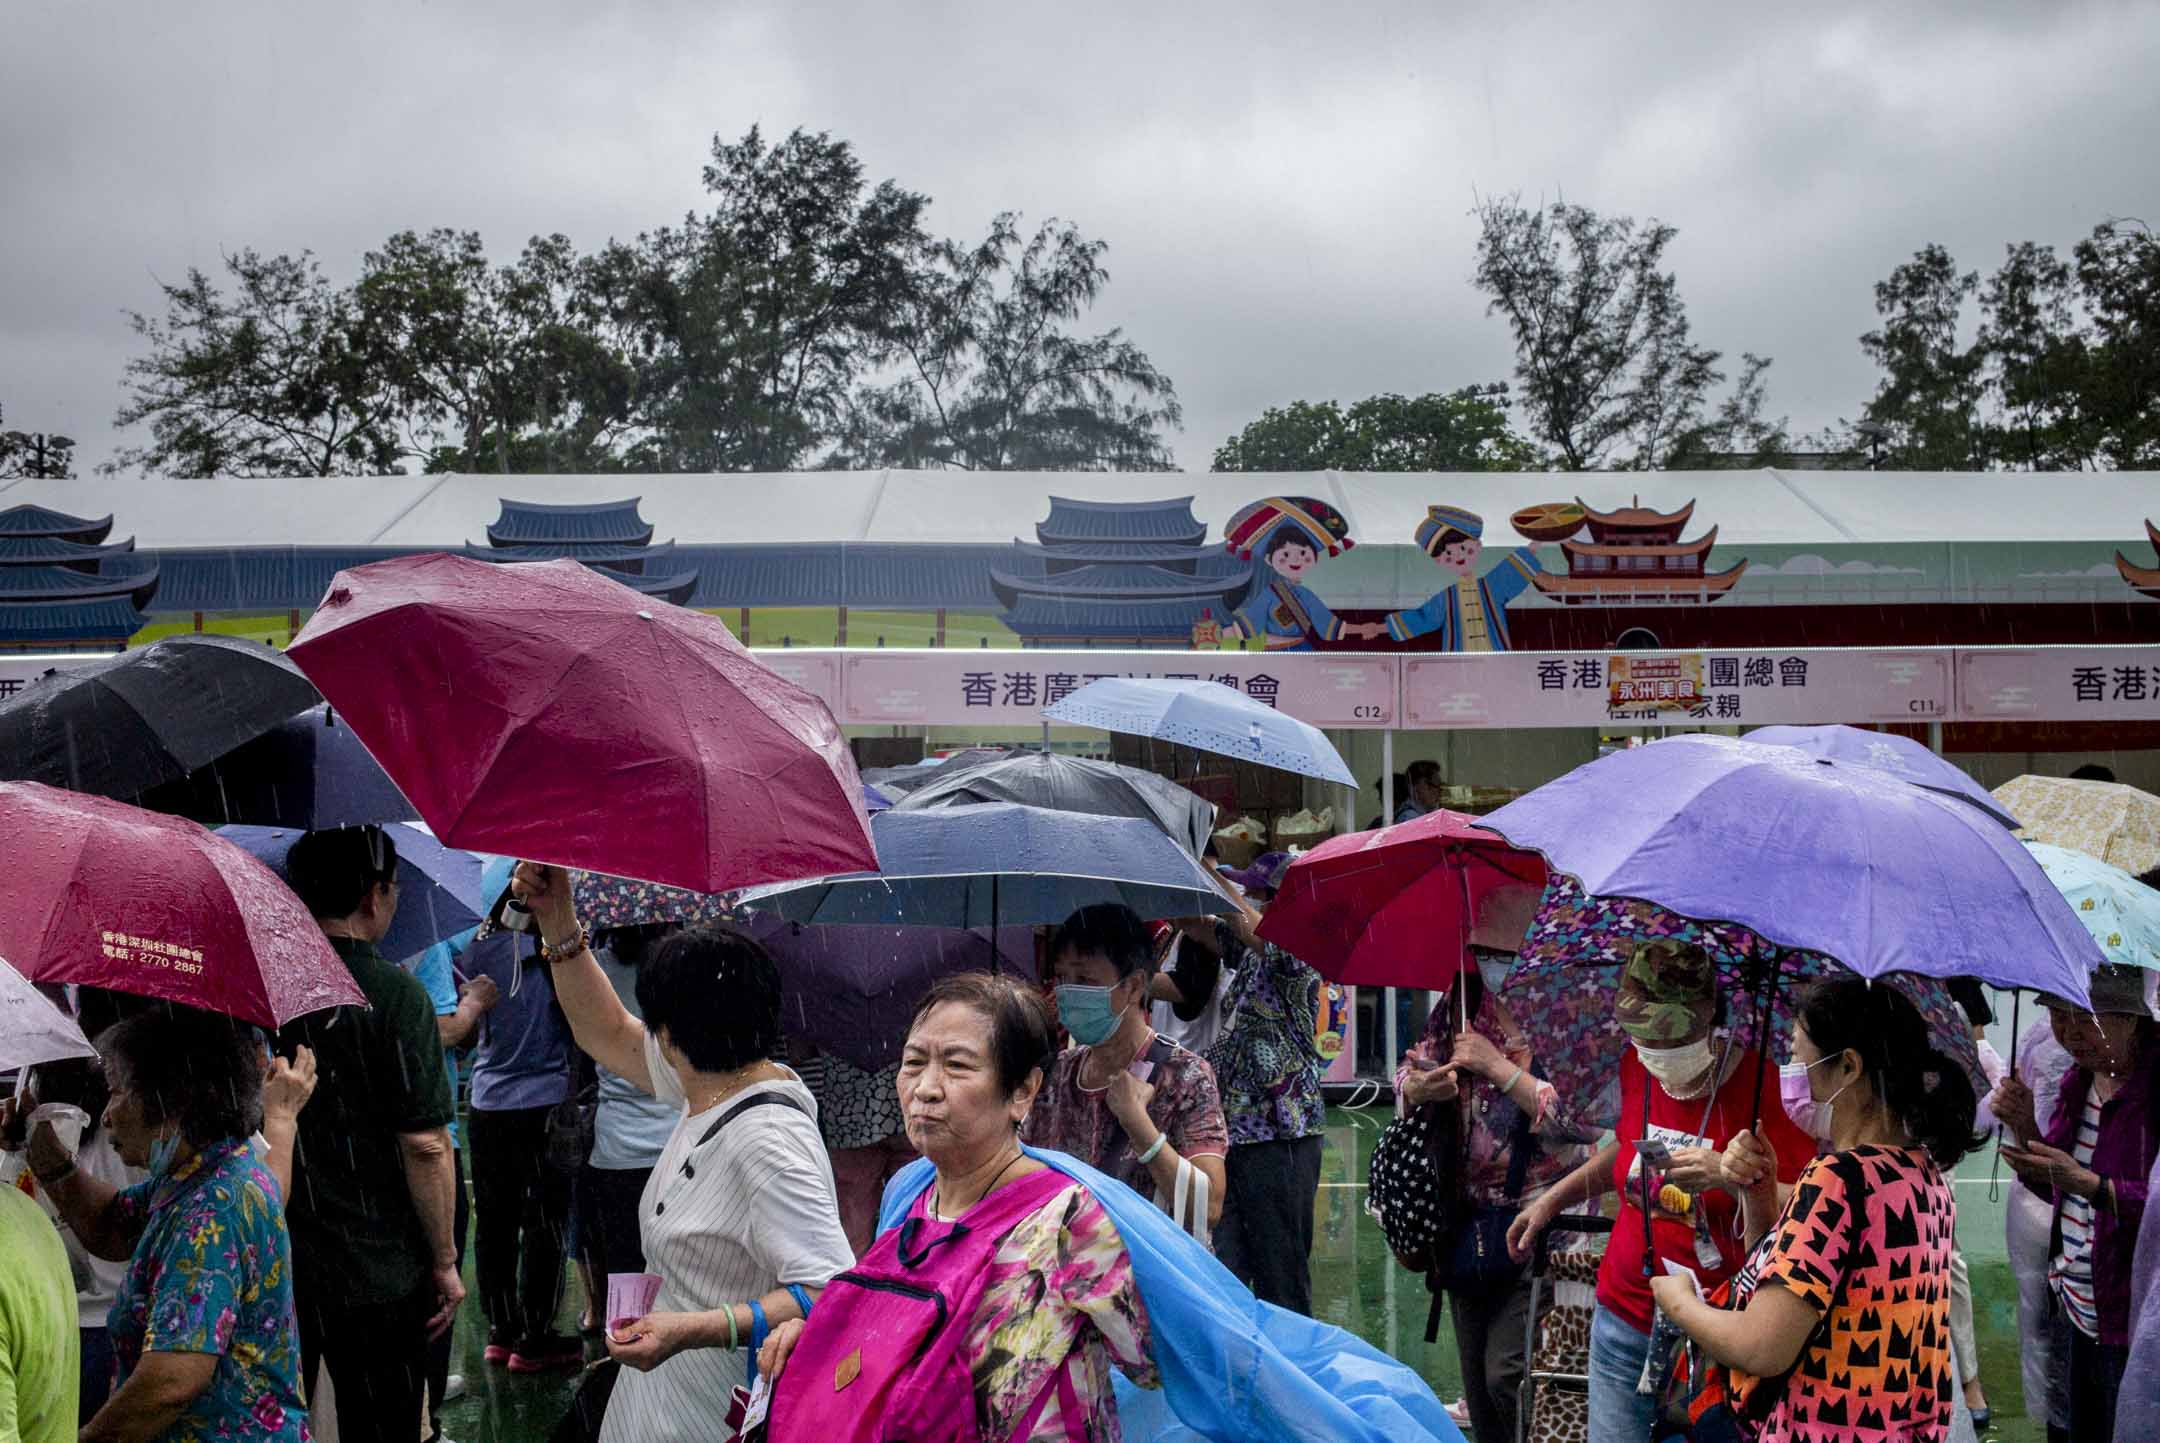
[1993, 774, 2160, 876]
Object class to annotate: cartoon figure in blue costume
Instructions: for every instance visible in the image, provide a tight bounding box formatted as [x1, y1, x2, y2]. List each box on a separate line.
[1196, 496, 1386, 650]
[1383, 504, 1549, 651]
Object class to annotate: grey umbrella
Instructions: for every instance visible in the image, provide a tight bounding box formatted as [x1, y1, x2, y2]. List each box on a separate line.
[0, 635, 320, 801]
[892, 749, 1215, 857]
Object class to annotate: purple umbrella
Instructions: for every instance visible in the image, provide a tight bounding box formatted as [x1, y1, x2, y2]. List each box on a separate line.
[738, 913, 1036, 1072]
[1746, 725, 2017, 828]
[1476, 733, 2099, 1007]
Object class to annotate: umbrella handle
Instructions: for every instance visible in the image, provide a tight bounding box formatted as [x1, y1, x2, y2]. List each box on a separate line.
[1745, 952, 1780, 1130]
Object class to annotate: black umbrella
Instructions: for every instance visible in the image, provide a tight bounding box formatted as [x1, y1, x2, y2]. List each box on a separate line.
[139, 704, 419, 829]
[0, 635, 320, 801]
[891, 749, 1216, 857]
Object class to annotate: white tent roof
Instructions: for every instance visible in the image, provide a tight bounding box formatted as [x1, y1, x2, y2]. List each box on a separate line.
[2, 469, 2150, 549]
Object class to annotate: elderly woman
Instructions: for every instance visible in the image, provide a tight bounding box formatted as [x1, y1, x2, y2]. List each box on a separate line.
[1650, 977, 1979, 1442]
[1991, 964, 2160, 1443]
[1506, 940, 1815, 1443]
[760, 972, 1157, 1441]
[27, 1007, 309, 1443]
[509, 863, 853, 1443]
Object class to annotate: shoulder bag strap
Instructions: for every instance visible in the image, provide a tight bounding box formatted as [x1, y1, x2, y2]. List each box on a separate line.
[692, 1090, 811, 1152]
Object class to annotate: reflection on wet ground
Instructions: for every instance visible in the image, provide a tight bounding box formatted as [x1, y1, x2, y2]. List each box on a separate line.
[435, 1108, 2041, 1442]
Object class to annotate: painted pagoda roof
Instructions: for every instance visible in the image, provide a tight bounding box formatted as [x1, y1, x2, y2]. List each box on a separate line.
[1000, 594, 1213, 636]
[1007, 539, 1222, 570]
[591, 566, 698, 605]
[0, 504, 115, 544]
[463, 540, 677, 566]
[0, 563, 159, 608]
[0, 534, 137, 568]
[998, 547, 1250, 582]
[0, 597, 148, 641]
[1560, 526, 1720, 560]
[486, 497, 655, 545]
[1035, 496, 1207, 547]
[990, 562, 1257, 613]
[1529, 558, 1749, 603]
[1580, 495, 1695, 540]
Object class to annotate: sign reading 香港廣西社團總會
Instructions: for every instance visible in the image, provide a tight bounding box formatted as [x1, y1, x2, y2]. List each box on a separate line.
[1957, 647, 2160, 723]
[835, 649, 1400, 729]
[1402, 648, 1956, 729]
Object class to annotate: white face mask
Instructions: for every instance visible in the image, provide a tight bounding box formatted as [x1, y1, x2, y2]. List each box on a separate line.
[1633, 1036, 1713, 1092]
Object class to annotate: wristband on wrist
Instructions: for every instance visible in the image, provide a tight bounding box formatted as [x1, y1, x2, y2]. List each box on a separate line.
[721, 1305, 740, 1350]
[1498, 1064, 1525, 1095]
[539, 925, 589, 965]
[1136, 1133, 1169, 1166]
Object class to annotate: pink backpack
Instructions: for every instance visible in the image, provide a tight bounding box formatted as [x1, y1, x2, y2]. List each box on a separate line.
[767, 1164, 1087, 1443]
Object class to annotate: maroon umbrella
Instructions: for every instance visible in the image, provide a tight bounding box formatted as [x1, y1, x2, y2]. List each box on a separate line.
[0, 782, 361, 1028]
[288, 554, 877, 894]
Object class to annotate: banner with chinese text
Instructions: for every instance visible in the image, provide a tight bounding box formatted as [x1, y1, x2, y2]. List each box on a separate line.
[1955, 647, 2160, 723]
[1402, 648, 1954, 728]
[835, 649, 1399, 729]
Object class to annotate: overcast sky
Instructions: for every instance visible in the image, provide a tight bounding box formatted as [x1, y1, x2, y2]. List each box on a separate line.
[5, 0, 2157, 476]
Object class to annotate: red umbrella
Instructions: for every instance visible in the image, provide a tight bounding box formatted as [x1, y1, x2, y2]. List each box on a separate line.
[0, 783, 361, 1028]
[288, 553, 877, 894]
[1256, 809, 1549, 988]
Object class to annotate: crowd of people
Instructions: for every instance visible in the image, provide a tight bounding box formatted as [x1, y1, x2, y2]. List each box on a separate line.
[4, 814, 2159, 1443]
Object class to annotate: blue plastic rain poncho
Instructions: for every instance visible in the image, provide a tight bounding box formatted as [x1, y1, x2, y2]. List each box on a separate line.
[878, 1146, 1461, 1443]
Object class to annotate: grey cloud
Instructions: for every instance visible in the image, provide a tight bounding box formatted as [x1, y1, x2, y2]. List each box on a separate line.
[4, 0, 2157, 474]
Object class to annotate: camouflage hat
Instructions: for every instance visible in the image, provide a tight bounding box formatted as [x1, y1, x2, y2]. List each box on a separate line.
[1615, 940, 1717, 1042]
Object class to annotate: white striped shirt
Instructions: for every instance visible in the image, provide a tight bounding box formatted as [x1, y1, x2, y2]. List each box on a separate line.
[599, 1037, 855, 1443]
[2048, 1091, 2104, 1339]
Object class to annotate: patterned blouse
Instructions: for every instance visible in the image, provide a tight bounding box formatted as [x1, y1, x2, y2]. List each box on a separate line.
[796, 1055, 906, 1153]
[1725, 1146, 1957, 1443]
[1203, 924, 1325, 1146]
[1392, 992, 1595, 1208]
[1023, 1040, 1230, 1207]
[962, 1181, 1157, 1442]
[108, 1138, 309, 1442]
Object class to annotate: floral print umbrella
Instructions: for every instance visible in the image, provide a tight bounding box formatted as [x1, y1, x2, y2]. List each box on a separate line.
[1497, 872, 1983, 1132]
[1994, 774, 2160, 877]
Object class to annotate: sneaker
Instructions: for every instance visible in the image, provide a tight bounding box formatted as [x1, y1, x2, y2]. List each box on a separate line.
[482, 1333, 512, 1367]
[442, 1373, 467, 1403]
[507, 1334, 585, 1373]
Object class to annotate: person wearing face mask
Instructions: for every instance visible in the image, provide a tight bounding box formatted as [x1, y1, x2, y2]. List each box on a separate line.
[1507, 940, 1813, 1443]
[1391, 948, 1594, 1443]
[1649, 976, 1980, 1442]
[1989, 965, 2160, 1443]
[1023, 903, 1228, 1238]
[30, 1007, 309, 1442]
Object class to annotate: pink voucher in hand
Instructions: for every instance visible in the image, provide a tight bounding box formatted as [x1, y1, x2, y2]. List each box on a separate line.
[606, 1272, 662, 1337]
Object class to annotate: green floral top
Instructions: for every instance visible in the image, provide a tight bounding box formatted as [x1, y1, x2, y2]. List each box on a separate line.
[1202, 924, 1325, 1145]
[109, 1139, 308, 1441]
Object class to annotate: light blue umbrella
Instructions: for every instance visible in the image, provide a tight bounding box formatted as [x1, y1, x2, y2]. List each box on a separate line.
[2025, 840, 2160, 972]
[1042, 677, 1356, 786]
[738, 802, 1236, 928]
[1746, 724, 2017, 828]
[217, 822, 485, 962]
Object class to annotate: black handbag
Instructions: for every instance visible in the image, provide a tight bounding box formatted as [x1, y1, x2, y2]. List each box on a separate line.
[542, 985, 597, 1176]
[1428, 1103, 1536, 1295]
[1367, 1100, 1450, 1268]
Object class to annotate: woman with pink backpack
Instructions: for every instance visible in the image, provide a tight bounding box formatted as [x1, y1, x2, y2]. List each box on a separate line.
[752, 973, 1460, 1443]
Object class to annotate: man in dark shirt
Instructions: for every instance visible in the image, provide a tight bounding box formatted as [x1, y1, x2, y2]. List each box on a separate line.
[279, 826, 461, 1443]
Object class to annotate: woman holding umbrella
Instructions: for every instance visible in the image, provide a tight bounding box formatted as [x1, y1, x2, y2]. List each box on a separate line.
[1506, 940, 1813, 1443]
[508, 863, 853, 1443]
[1991, 964, 2160, 1443]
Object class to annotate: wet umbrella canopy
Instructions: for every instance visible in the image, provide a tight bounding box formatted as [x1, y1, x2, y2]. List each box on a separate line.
[219, 822, 484, 962]
[287, 553, 877, 894]
[1043, 677, 1357, 786]
[1746, 724, 2016, 828]
[0, 635, 320, 802]
[892, 750, 1216, 857]
[148, 704, 419, 830]
[0, 782, 360, 1028]
[0, 955, 98, 1073]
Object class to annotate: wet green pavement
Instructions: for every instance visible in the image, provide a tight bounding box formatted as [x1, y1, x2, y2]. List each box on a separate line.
[436, 1108, 2046, 1443]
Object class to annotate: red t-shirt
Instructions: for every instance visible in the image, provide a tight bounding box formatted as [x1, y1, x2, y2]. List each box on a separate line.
[1595, 1046, 1816, 1333]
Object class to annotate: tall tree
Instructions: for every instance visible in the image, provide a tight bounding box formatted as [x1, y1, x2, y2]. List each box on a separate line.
[1663, 354, 1795, 469]
[839, 214, 1180, 469]
[1976, 240, 2097, 470]
[1211, 384, 1539, 471]
[579, 125, 930, 471]
[109, 249, 404, 477]
[2072, 218, 2160, 468]
[1857, 244, 1988, 469]
[1470, 196, 1727, 469]
[0, 405, 77, 478]
[358, 228, 637, 473]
